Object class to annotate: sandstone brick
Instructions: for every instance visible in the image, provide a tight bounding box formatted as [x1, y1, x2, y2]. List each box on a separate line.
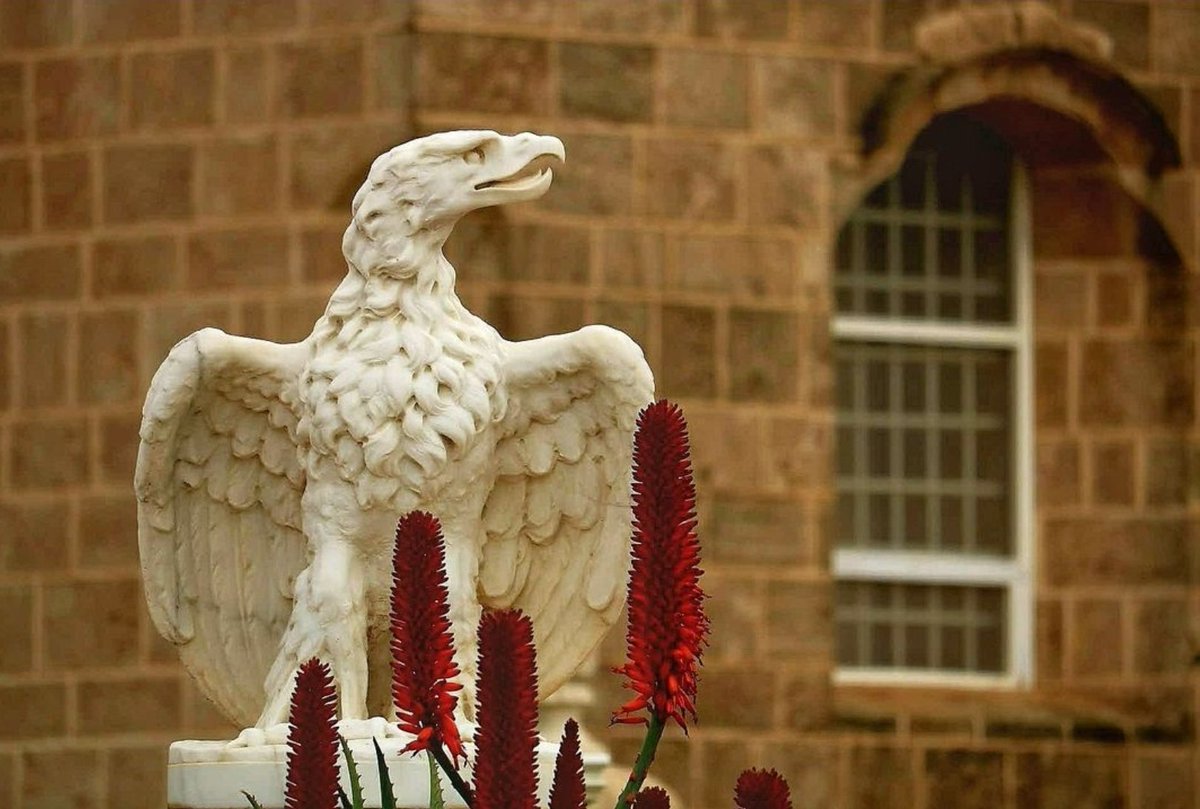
[765, 580, 831, 659]
[0, 62, 24, 143]
[22, 749, 100, 809]
[130, 48, 216, 131]
[926, 750, 1005, 809]
[92, 235, 180, 299]
[1136, 754, 1192, 809]
[599, 229, 662, 288]
[1080, 340, 1193, 427]
[795, 0, 873, 48]
[754, 56, 836, 137]
[10, 417, 88, 489]
[1095, 271, 1135, 328]
[574, 0, 686, 34]
[660, 305, 716, 398]
[642, 138, 738, 222]
[148, 302, 237, 364]
[507, 224, 589, 285]
[0, 499, 69, 572]
[1071, 599, 1124, 677]
[1017, 753, 1125, 809]
[593, 301, 651, 353]
[0, 683, 66, 739]
[1145, 440, 1187, 508]
[98, 413, 140, 486]
[1155, 6, 1200, 75]
[313, 0, 409, 26]
[108, 746, 169, 809]
[695, 0, 789, 40]
[1036, 341, 1068, 427]
[80, 0, 180, 42]
[845, 62, 894, 134]
[1043, 518, 1188, 586]
[194, 0, 298, 34]
[199, 134, 280, 216]
[881, 0, 925, 52]
[0, 584, 32, 672]
[44, 579, 140, 668]
[41, 151, 93, 230]
[748, 145, 824, 228]
[301, 224, 349, 283]
[103, 142, 194, 223]
[708, 498, 807, 565]
[559, 44, 653, 123]
[729, 309, 799, 402]
[79, 675, 183, 734]
[486, 294, 583, 342]
[223, 46, 271, 124]
[699, 739, 757, 804]
[847, 747, 914, 809]
[1144, 270, 1188, 333]
[0, 243, 81, 303]
[1134, 599, 1190, 675]
[689, 410, 766, 492]
[417, 33, 549, 115]
[705, 575, 762, 663]
[187, 228, 290, 290]
[1038, 598, 1064, 680]
[414, 0, 553, 23]
[760, 743, 838, 807]
[78, 308, 142, 406]
[279, 38, 363, 119]
[0, 319, 8, 409]
[268, 293, 327, 343]
[763, 417, 830, 492]
[444, 214, 506, 283]
[697, 667, 776, 729]
[289, 124, 396, 211]
[0, 156, 31, 232]
[34, 57, 121, 141]
[662, 49, 748, 129]
[372, 30, 413, 112]
[541, 134, 633, 216]
[1035, 271, 1088, 328]
[1037, 439, 1081, 508]
[0, 0, 72, 48]
[1032, 172, 1136, 258]
[1092, 440, 1135, 507]
[18, 311, 69, 408]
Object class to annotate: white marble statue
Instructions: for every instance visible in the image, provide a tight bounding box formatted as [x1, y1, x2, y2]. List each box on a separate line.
[135, 131, 655, 744]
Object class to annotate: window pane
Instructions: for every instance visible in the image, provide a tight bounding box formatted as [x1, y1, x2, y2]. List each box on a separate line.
[834, 342, 1013, 554]
[835, 581, 1007, 673]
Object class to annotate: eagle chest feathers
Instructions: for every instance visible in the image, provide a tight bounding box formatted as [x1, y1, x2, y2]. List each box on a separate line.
[298, 306, 505, 505]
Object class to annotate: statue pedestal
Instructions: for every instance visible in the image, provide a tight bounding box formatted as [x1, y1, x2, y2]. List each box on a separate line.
[167, 737, 609, 809]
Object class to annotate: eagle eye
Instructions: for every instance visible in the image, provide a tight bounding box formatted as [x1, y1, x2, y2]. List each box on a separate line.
[462, 146, 486, 165]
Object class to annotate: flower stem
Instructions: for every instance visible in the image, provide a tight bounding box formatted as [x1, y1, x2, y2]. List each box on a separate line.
[613, 714, 665, 809]
[430, 740, 474, 809]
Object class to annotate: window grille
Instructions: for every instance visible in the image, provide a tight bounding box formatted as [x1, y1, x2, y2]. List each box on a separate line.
[832, 116, 1033, 686]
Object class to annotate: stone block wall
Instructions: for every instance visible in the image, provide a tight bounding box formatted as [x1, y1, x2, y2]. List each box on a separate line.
[3, 0, 1200, 807]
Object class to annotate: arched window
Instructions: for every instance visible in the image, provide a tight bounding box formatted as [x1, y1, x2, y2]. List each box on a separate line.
[832, 115, 1033, 685]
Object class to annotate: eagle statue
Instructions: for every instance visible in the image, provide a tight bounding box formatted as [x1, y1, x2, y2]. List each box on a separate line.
[135, 130, 655, 737]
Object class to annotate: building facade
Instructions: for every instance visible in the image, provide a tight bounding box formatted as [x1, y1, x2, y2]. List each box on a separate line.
[0, 0, 1198, 807]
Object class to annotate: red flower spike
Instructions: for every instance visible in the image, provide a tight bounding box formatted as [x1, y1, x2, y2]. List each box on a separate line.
[389, 511, 465, 765]
[284, 658, 339, 809]
[734, 769, 793, 809]
[633, 787, 671, 809]
[613, 400, 710, 731]
[472, 610, 539, 809]
[548, 718, 586, 809]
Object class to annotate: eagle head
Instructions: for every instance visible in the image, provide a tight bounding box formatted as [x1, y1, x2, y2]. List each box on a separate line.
[351, 130, 565, 240]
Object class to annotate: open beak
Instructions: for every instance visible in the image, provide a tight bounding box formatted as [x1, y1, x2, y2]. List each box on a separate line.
[472, 134, 565, 206]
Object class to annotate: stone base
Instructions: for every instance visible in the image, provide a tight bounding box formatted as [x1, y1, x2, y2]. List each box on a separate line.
[167, 736, 610, 809]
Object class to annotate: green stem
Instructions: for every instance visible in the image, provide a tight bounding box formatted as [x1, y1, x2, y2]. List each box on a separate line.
[613, 714, 665, 809]
[430, 740, 474, 809]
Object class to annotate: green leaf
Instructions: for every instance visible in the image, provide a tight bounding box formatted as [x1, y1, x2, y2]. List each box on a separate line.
[241, 790, 264, 809]
[427, 749, 446, 809]
[340, 735, 366, 809]
[374, 738, 398, 809]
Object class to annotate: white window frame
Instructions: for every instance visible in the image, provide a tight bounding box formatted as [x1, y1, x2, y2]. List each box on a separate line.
[831, 161, 1035, 689]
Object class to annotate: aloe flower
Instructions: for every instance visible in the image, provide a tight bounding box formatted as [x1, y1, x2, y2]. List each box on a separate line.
[548, 718, 586, 809]
[389, 511, 465, 765]
[633, 787, 671, 809]
[472, 610, 539, 809]
[284, 658, 339, 809]
[613, 400, 709, 731]
[734, 770, 793, 809]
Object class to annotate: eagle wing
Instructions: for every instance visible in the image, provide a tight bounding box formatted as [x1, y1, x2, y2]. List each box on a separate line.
[479, 325, 654, 699]
[136, 328, 310, 728]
